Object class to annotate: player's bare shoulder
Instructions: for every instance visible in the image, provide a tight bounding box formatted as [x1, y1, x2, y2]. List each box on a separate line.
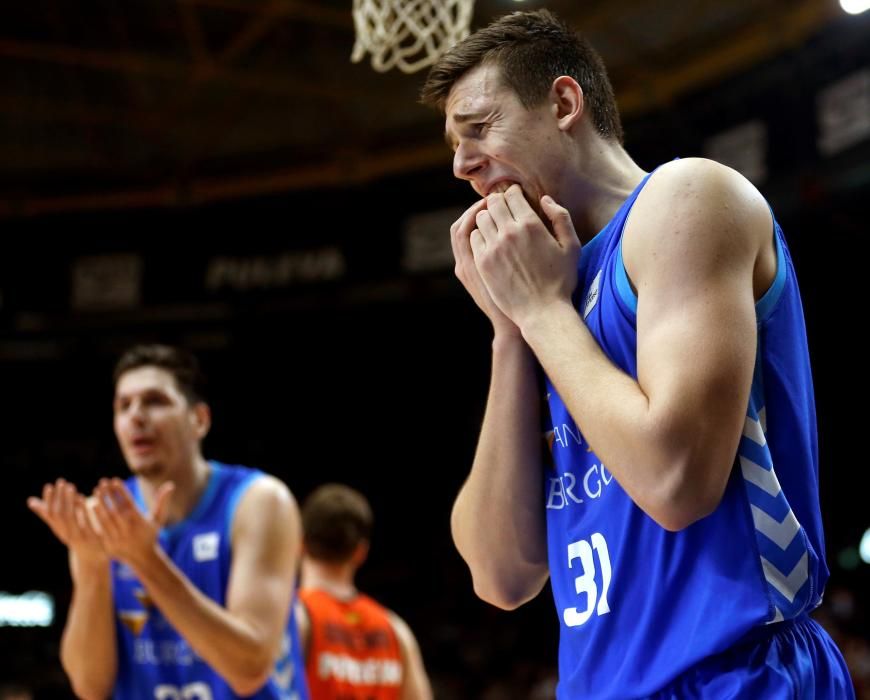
[245, 473, 296, 505]
[233, 473, 301, 539]
[623, 157, 773, 285]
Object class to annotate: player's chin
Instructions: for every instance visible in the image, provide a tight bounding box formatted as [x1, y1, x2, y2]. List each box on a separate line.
[126, 456, 163, 478]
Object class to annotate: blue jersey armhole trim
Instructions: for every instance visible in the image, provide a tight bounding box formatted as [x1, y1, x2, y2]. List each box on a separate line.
[611, 166, 664, 317]
[616, 213, 786, 322]
[225, 469, 263, 535]
[755, 223, 786, 322]
[615, 238, 638, 315]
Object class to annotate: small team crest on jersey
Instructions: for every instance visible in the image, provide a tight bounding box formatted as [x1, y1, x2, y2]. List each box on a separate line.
[118, 610, 148, 636]
[133, 588, 153, 609]
[193, 532, 220, 562]
[583, 270, 602, 319]
[344, 611, 361, 625]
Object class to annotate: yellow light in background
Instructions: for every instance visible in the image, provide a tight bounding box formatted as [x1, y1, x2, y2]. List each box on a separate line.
[840, 0, 870, 14]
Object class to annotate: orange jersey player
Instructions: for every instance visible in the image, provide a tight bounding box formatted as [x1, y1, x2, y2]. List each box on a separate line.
[296, 484, 432, 700]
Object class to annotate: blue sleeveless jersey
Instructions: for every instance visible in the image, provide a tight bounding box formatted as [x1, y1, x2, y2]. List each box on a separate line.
[112, 462, 309, 700]
[543, 168, 828, 699]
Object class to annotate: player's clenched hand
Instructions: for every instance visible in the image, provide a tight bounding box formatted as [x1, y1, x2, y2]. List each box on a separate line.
[469, 186, 580, 330]
[451, 198, 522, 337]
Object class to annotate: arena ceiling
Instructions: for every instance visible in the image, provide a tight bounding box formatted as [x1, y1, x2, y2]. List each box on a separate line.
[0, 0, 843, 216]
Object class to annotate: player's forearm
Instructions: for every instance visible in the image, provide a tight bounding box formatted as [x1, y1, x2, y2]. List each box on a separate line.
[61, 554, 117, 700]
[521, 301, 733, 531]
[451, 334, 549, 609]
[127, 545, 279, 695]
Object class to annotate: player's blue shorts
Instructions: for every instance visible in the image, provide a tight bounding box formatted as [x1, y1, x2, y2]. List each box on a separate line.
[649, 615, 854, 699]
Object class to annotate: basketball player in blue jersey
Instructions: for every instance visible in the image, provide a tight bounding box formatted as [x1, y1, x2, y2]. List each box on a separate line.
[421, 9, 855, 699]
[28, 344, 309, 700]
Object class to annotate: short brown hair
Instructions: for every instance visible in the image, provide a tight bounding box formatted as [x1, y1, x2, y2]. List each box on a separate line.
[302, 484, 373, 564]
[420, 9, 623, 143]
[113, 344, 207, 405]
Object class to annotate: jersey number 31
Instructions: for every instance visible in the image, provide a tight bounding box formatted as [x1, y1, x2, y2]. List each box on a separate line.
[563, 533, 612, 627]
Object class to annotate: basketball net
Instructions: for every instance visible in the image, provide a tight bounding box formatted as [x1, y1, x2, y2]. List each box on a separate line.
[351, 0, 474, 74]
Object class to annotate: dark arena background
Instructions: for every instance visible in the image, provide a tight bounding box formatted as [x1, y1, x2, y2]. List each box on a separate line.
[1, 1, 868, 697]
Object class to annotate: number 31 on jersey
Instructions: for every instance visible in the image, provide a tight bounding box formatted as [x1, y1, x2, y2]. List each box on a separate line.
[563, 532, 612, 627]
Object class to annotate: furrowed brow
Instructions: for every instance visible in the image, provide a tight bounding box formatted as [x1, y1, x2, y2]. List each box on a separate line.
[444, 111, 485, 150]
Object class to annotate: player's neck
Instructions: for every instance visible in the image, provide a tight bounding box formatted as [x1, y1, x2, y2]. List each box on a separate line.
[138, 455, 211, 525]
[561, 132, 647, 243]
[300, 559, 358, 601]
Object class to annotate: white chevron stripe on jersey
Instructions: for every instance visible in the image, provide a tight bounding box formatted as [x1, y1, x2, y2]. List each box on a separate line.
[760, 553, 809, 604]
[743, 416, 766, 446]
[759, 406, 767, 434]
[751, 505, 801, 550]
[740, 455, 781, 497]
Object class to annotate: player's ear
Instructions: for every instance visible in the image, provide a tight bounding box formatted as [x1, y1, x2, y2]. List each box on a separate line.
[351, 540, 370, 567]
[551, 75, 584, 132]
[191, 401, 211, 440]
